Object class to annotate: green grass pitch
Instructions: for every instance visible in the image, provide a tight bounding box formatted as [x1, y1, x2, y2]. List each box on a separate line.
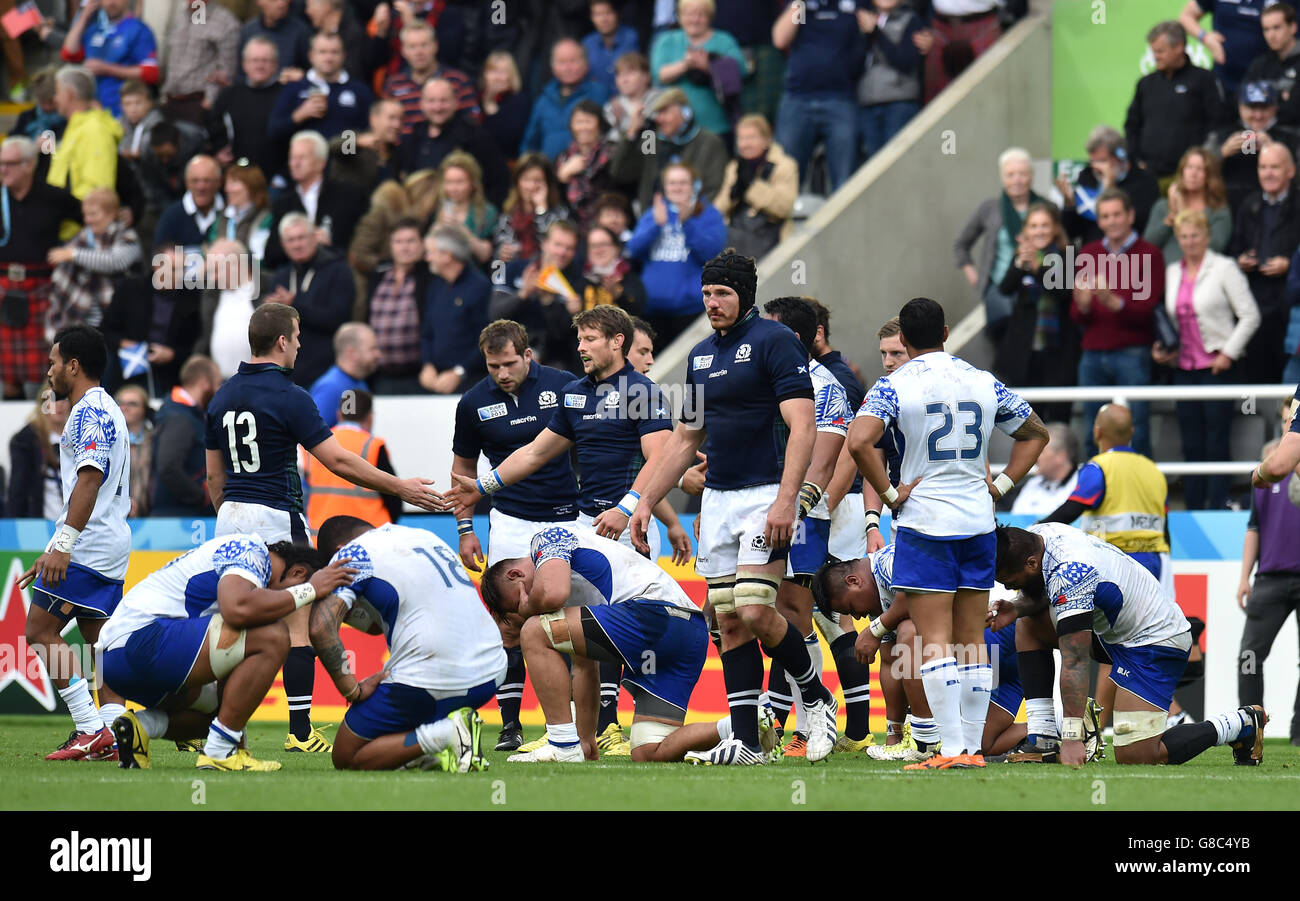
[2, 717, 1296, 811]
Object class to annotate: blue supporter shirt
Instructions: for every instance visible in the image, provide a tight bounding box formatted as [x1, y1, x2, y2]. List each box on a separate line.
[78, 13, 159, 116]
[582, 26, 640, 94]
[1210, 0, 1269, 96]
[452, 360, 580, 521]
[205, 361, 333, 513]
[818, 349, 868, 491]
[546, 361, 673, 516]
[783, 0, 869, 98]
[309, 365, 368, 428]
[684, 308, 814, 491]
[421, 264, 492, 379]
[269, 70, 374, 142]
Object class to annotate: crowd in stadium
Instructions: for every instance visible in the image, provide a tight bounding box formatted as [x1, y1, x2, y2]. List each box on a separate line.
[0, 0, 1036, 516]
[962, 2, 1300, 513]
[11, 0, 1296, 775]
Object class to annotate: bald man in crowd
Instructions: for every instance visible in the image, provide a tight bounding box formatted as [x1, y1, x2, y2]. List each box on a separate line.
[310, 322, 381, 427]
[153, 155, 225, 249]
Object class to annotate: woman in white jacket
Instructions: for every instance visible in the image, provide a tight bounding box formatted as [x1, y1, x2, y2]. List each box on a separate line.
[1152, 209, 1261, 509]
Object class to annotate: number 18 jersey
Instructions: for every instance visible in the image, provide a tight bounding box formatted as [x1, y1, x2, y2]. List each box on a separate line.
[860, 351, 1033, 539]
[330, 524, 507, 691]
[205, 362, 333, 514]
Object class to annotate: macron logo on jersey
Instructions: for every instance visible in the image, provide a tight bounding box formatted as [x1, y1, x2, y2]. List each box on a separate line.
[478, 403, 508, 421]
[693, 355, 713, 370]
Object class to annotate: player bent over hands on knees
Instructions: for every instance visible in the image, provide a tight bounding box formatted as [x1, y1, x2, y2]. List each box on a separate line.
[481, 526, 780, 763]
[309, 516, 508, 772]
[992, 524, 1267, 767]
[100, 536, 355, 771]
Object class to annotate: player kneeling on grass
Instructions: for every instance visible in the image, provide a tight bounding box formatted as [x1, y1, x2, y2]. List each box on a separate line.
[99, 536, 353, 771]
[482, 527, 767, 763]
[993, 523, 1267, 766]
[311, 516, 508, 772]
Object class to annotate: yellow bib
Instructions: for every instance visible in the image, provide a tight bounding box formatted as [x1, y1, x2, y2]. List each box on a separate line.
[1079, 449, 1169, 553]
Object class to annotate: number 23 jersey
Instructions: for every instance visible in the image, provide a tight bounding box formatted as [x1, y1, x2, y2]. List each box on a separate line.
[205, 362, 332, 514]
[861, 351, 1032, 538]
[330, 524, 507, 691]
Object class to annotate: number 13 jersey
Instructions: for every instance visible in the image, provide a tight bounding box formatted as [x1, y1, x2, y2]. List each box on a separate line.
[860, 351, 1033, 538]
[205, 362, 333, 514]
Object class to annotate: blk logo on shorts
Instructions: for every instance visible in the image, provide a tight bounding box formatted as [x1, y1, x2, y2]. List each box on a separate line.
[751, 534, 768, 550]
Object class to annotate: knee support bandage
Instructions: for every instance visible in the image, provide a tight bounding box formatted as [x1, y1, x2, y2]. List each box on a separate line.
[539, 610, 574, 654]
[733, 576, 779, 609]
[1112, 709, 1167, 747]
[206, 615, 247, 680]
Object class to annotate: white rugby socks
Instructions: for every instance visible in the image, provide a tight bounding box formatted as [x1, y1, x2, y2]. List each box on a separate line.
[134, 709, 169, 738]
[205, 719, 242, 759]
[1026, 699, 1059, 742]
[919, 657, 965, 754]
[415, 718, 457, 754]
[99, 702, 126, 732]
[1209, 709, 1251, 745]
[59, 677, 104, 734]
[958, 662, 992, 754]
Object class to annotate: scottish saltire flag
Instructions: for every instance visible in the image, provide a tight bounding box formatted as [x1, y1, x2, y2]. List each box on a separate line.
[118, 341, 150, 379]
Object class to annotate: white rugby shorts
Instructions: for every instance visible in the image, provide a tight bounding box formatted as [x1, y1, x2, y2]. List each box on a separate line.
[576, 510, 662, 562]
[215, 501, 310, 544]
[486, 508, 578, 565]
[829, 491, 868, 562]
[695, 484, 783, 579]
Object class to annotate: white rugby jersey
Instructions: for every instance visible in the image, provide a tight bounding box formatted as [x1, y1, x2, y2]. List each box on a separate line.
[530, 526, 700, 613]
[58, 386, 132, 580]
[869, 543, 896, 616]
[1030, 523, 1189, 649]
[809, 358, 851, 520]
[333, 524, 507, 691]
[860, 352, 1032, 538]
[99, 534, 270, 651]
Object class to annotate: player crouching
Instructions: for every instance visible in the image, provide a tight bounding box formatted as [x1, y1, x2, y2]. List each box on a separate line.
[311, 517, 508, 772]
[482, 527, 773, 763]
[994, 524, 1266, 767]
[99, 536, 352, 771]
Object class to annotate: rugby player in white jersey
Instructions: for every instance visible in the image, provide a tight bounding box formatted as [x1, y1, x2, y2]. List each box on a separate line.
[992, 523, 1268, 766]
[481, 526, 778, 763]
[100, 535, 354, 770]
[310, 517, 508, 771]
[760, 298, 868, 755]
[849, 297, 1048, 769]
[20, 326, 132, 761]
[812, 545, 944, 762]
[630, 251, 838, 766]
[814, 545, 1103, 762]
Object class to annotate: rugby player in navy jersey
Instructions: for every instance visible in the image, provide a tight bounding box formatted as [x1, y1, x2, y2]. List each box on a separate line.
[205, 303, 445, 754]
[447, 307, 690, 754]
[630, 250, 838, 765]
[449, 319, 580, 752]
